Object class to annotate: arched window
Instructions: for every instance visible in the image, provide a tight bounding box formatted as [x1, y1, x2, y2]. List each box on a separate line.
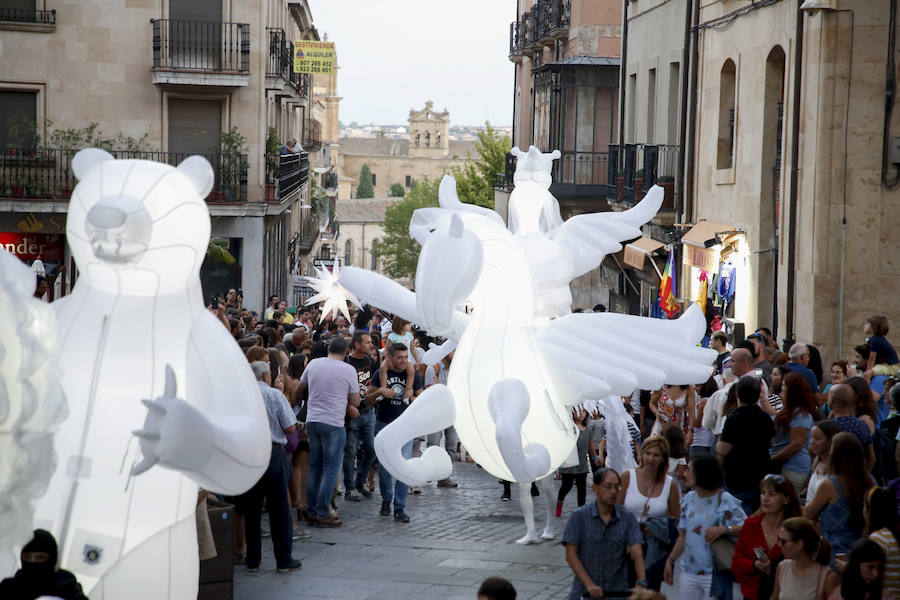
[344, 239, 352, 266]
[425, 132, 431, 147]
[436, 133, 441, 146]
[415, 132, 420, 147]
[717, 59, 737, 169]
[370, 239, 379, 271]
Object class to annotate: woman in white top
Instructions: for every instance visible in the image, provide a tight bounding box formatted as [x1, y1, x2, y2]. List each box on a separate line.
[805, 420, 840, 505]
[617, 435, 680, 522]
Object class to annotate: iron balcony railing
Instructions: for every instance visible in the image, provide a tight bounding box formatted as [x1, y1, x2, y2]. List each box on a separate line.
[266, 28, 310, 96]
[509, 0, 570, 56]
[609, 143, 681, 206]
[303, 119, 322, 150]
[277, 151, 309, 201]
[151, 19, 250, 73]
[321, 171, 338, 189]
[0, 8, 56, 23]
[297, 209, 319, 254]
[0, 148, 248, 203]
[554, 151, 609, 187]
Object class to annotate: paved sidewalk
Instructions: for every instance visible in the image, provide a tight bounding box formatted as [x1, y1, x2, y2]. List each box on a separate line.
[234, 461, 579, 600]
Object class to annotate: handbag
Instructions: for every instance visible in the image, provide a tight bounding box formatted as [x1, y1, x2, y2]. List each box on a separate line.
[710, 491, 737, 572]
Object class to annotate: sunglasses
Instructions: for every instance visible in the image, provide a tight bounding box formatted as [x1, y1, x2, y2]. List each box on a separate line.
[763, 474, 786, 485]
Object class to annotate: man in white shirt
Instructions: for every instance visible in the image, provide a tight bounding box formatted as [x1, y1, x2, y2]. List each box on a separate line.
[702, 348, 772, 435]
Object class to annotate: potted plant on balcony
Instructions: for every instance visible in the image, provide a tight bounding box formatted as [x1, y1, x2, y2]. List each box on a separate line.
[11, 173, 27, 196]
[634, 169, 645, 202]
[616, 169, 625, 200]
[265, 127, 279, 202]
[657, 175, 675, 209]
[218, 127, 247, 203]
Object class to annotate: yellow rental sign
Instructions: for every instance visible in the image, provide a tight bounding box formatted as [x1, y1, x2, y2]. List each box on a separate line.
[293, 41, 335, 74]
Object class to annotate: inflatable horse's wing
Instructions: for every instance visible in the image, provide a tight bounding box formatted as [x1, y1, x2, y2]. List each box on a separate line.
[552, 184, 664, 281]
[538, 302, 716, 402]
[0, 250, 66, 575]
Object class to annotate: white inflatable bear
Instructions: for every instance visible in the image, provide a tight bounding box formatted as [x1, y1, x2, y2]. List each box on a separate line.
[32, 149, 271, 599]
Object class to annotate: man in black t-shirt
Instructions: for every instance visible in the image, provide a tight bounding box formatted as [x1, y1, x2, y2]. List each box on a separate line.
[366, 342, 423, 522]
[717, 376, 775, 515]
[343, 332, 377, 501]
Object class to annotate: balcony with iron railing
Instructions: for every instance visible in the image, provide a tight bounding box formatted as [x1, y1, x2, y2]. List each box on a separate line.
[509, 0, 570, 59]
[297, 208, 319, 254]
[274, 151, 309, 203]
[0, 7, 56, 31]
[265, 28, 310, 99]
[151, 18, 250, 86]
[608, 143, 680, 210]
[495, 149, 611, 203]
[321, 171, 338, 190]
[0, 148, 248, 203]
[302, 119, 322, 151]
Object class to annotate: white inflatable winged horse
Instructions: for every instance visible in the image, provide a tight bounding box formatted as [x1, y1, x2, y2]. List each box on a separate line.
[309, 146, 715, 485]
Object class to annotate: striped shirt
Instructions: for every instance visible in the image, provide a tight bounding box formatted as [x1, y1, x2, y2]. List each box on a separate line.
[871, 528, 900, 596]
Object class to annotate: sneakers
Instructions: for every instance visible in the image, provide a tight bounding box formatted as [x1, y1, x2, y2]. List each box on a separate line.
[379, 501, 392, 516]
[410, 486, 422, 495]
[292, 526, 312, 540]
[436, 478, 458, 488]
[393, 509, 410, 523]
[500, 493, 511, 502]
[344, 489, 362, 502]
[247, 565, 260, 573]
[356, 483, 373, 499]
[315, 515, 343, 527]
[276, 559, 303, 573]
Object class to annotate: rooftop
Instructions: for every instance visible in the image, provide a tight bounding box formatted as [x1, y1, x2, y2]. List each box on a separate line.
[339, 137, 477, 158]
[336, 197, 399, 223]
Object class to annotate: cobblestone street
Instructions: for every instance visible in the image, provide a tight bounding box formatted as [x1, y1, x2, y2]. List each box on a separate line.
[235, 461, 578, 600]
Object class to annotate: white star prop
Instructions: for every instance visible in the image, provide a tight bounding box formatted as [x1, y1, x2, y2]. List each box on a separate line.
[303, 263, 361, 323]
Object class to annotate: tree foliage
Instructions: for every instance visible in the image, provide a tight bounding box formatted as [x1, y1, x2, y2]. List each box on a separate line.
[387, 182, 406, 198]
[374, 178, 439, 279]
[449, 122, 510, 209]
[357, 164, 374, 198]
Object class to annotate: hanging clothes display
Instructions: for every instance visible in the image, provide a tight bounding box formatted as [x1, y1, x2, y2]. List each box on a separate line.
[717, 260, 736, 304]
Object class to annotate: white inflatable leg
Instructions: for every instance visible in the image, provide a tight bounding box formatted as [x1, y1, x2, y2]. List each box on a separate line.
[538, 476, 559, 540]
[488, 379, 551, 482]
[515, 482, 539, 545]
[374, 384, 455, 487]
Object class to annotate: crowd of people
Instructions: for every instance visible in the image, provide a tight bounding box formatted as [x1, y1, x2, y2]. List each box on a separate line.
[560, 316, 900, 600]
[211, 290, 900, 599]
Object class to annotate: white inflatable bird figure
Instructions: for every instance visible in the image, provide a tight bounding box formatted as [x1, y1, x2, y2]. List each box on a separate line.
[307, 146, 715, 485]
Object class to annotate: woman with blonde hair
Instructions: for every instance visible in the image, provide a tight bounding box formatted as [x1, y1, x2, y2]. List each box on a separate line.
[617, 436, 680, 522]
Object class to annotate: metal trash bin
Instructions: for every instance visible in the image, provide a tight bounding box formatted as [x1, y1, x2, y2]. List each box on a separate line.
[198, 497, 235, 600]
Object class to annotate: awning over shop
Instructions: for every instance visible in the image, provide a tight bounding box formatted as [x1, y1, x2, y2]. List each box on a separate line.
[681, 221, 734, 248]
[681, 221, 743, 272]
[624, 236, 665, 270]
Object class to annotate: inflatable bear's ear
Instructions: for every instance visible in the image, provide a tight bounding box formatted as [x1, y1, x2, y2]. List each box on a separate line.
[176, 156, 215, 198]
[72, 148, 114, 180]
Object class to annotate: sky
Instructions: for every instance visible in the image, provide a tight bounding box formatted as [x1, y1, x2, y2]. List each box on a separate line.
[310, 0, 515, 127]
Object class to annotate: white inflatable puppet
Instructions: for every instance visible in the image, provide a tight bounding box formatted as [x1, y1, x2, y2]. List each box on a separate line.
[0, 250, 66, 574]
[307, 146, 715, 488]
[29, 149, 271, 599]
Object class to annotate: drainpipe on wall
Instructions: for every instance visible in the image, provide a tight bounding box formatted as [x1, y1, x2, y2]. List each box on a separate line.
[618, 0, 629, 164]
[684, 0, 700, 224]
[783, 0, 805, 351]
[676, 0, 693, 224]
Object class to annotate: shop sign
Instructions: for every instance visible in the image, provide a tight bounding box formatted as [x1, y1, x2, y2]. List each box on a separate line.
[0, 233, 65, 261]
[293, 41, 335, 74]
[682, 244, 718, 272]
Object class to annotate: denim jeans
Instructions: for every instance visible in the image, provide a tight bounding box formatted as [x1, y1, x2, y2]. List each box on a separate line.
[306, 421, 347, 519]
[375, 420, 413, 510]
[244, 445, 293, 569]
[343, 409, 376, 491]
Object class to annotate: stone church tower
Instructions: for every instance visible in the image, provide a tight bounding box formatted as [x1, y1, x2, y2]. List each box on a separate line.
[407, 100, 450, 158]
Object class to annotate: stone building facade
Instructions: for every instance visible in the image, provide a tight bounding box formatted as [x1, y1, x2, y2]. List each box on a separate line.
[688, 0, 900, 361]
[340, 102, 475, 198]
[0, 0, 326, 313]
